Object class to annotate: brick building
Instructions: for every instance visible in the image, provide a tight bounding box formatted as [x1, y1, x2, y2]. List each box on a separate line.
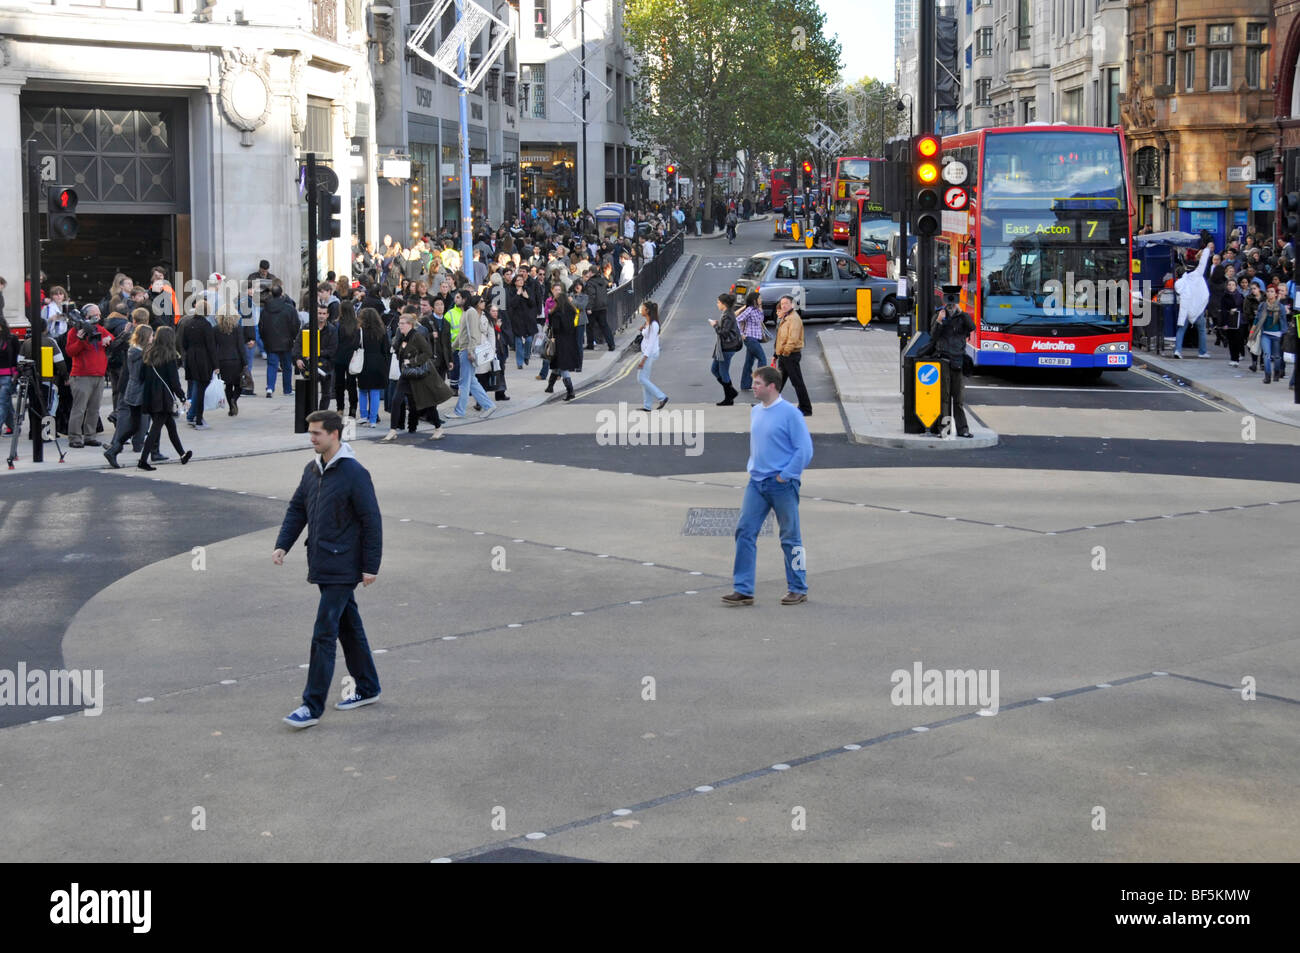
[1123, 1, 1273, 245]
[1273, 1, 1300, 238]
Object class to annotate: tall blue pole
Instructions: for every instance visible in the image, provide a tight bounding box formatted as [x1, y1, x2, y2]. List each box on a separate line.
[457, 0, 472, 261]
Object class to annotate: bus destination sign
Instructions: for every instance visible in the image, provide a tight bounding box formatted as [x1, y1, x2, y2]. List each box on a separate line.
[998, 215, 1110, 243]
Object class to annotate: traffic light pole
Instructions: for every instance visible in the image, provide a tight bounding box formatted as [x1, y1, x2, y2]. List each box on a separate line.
[917, 0, 936, 336]
[25, 140, 44, 462]
[305, 152, 319, 430]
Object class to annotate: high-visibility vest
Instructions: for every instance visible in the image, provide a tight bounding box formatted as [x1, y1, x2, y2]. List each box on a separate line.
[446, 307, 463, 344]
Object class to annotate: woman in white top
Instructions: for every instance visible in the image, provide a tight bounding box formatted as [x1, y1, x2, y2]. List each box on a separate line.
[43, 286, 69, 338]
[637, 300, 668, 411]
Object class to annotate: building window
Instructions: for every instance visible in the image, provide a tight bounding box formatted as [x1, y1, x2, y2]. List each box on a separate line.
[965, 105, 972, 129]
[1184, 26, 1196, 46]
[1162, 53, 1174, 87]
[534, 0, 548, 39]
[486, 70, 499, 101]
[975, 78, 991, 106]
[521, 64, 545, 118]
[1246, 48, 1262, 89]
[1017, 0, 1031, 49]
[1022, 98, 1035, 123]
[1106, 68, 1121, 125]
[1061, 87, 1082, 124]
[976, 27, 992, 57]
[1247, 23, 1263, 44]
[1209, 49, 1230, 89]
[1184, 51, 1195, 91]
[1165, 31, 1176, 51]
[1208, 25, 1232, 45]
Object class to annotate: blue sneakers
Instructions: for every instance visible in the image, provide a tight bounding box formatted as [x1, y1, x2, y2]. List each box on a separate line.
[283, 705, 319, 729]
[336, 692, 380, 711]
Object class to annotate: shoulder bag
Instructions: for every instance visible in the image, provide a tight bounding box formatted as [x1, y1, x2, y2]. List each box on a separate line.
[388, 348, 401, 380]
[348, 328, 364, 375]
[153, 366, 183, 415]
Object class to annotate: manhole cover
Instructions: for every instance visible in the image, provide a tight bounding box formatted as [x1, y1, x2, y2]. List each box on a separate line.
[682, 507, 774, 537]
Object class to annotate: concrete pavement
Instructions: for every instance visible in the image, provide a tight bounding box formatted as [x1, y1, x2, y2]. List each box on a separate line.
[1134, 339, 1300, 427]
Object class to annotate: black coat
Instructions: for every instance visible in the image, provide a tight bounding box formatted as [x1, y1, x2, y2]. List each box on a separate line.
[549, 302, 581, 372]
[585, 273, 608, 311]
[334, 323, 360, 371]
[355, 325, 392, 390]
[931, 308, 975, 359]
[259, 295, 300, 353]
[274, 450, 383, 585]
[140, 358, 185, 414]
[179, 315, 219, 384]
[507, 286, 536, 338]
[214, 326, 248, 371]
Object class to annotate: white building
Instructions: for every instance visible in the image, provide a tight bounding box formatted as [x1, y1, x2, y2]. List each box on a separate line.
[0, 0, 379, 313]
[513, 0, 639, 213]
[963, 0, 1126, 131]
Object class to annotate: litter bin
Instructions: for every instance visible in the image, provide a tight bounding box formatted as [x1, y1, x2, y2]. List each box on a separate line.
[902, 331, 947, 434]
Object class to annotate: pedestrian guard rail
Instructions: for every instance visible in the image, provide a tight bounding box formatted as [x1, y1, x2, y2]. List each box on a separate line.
[607, 229, 686, 334]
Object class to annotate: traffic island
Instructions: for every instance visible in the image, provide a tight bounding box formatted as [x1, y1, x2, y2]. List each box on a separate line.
[819, 326, 999, 449]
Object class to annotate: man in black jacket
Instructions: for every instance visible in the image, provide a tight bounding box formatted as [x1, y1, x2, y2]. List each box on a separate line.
[929, 290, 976, 438]
[294, 304, 339, 410]
[258, 282, 299, 397]
[584, 267, 614, 350]
[274, 410, 382, 729]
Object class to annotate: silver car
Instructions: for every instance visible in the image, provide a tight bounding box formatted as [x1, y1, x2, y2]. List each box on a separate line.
[730, 248, 898, 323]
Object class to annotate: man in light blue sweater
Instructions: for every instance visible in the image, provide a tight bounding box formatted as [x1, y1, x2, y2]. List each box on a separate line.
[723, 365, 815, 606]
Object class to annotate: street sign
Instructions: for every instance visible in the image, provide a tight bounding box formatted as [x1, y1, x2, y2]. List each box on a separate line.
[941, 158, 969, 185]
[1250, 185, 1276, 211]
[1227, 167, 1250, 182]
[942, 186, 968, 211]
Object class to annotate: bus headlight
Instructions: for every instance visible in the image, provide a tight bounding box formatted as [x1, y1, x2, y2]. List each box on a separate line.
[1094, 342, 1129, 353]
[981, 340, 1014, 352]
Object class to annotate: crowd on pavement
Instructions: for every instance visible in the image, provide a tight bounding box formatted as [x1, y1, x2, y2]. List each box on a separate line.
[0, 206, 684, 467]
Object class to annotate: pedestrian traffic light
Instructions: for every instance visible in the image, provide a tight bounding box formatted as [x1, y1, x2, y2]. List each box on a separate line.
[914, 135, 941, 237]
[47, 186, 78, 240]
[318, 188, 342, 240]
[1284, 191, 1300, 236]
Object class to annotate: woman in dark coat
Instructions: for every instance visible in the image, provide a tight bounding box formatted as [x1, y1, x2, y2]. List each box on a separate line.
[382, 312, 452, 441]
[138, 325, 192, 470]
[545, 291, 581, 401]
[332, 302, 360, 418]
[355, 307, 392, 427]
[178, 305, 218, 428]
[506, 272, 536, 368]
[213, 312, 248, 415]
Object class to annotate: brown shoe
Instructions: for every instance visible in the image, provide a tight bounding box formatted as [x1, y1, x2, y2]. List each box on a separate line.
[720, 591, 754, 606]
[780, 592, 807, 605]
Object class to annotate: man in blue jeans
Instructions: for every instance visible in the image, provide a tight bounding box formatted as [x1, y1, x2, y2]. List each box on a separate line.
[273, 410, 383, 729]
[723, 365, 815, 606]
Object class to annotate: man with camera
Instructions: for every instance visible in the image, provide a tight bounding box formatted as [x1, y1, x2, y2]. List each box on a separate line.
[929, 289, 975, 439]
[64, 303, 113, 448]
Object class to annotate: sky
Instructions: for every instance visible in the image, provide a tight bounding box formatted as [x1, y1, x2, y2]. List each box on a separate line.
[816, 0, 894, 86]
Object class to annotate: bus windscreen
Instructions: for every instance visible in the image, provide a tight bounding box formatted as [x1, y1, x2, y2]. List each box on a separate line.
[981, 132, 1125, 211]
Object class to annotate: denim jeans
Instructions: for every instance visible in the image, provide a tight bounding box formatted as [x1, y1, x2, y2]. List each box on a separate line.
[359, 388, 383, 424]
[733, 476, 806, 596]
[711, 351, 735, 384]
[1174, 313, 1207, 355]
[514, 332, 530, 367]
[1260, 332, 1283, 378]
[454, 349, 495, 415]
[740, 337, 767, 390]
[0, 374, 14, 432]
[186, 375, 209, 424]
[638, 354, 666, 409]
[301, 583, 381, 718]
[266, 352, 293, 393]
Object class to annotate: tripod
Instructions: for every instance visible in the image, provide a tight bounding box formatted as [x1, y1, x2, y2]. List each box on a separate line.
[6, 364, 65, 469]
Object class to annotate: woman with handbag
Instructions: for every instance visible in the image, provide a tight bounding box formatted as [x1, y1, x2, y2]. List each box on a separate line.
[333, 303, 360, 419]
[736, 291, 768, 392]
[472, 301, 499, 401]
[545, 291, 581, 401]
[1251, 284, 1286, 384]
[488, 303, 511, 402]
[355, 307, 391, 427]
[138, 325, 193, 470]
[214, 311, 248, 415]
[636, 300, 668, 411]
[507, 272, 535, 369]
[383, 312, 451, 440]
[709, 293, 744, 405]
[450, 293, 497, 417]
[1244, 283, 1263, 371]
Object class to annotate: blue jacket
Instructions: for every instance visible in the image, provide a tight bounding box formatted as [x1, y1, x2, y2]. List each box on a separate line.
[275, 443, 382, 585]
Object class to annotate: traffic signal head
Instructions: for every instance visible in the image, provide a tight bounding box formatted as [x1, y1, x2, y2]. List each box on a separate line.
[802, 160, 813, 176]
[318, 188, 342, 240]
[1286, 191, 1300, 236]
[665, 164, 676, 176]
[914, 135, 942, 237]
[47, 186, 78, 241]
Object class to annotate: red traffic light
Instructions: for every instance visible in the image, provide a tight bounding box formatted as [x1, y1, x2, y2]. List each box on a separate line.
[665, 164, 676, 175]
[916, 135, 939, 158]
[801, 161, 813, 175]
[54, 188, 77, 210]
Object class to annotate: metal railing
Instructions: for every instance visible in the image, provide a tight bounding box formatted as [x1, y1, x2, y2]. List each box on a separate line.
[607, 229, 686, 335]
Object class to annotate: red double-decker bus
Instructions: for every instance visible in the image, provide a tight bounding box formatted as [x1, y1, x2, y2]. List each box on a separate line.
[770, 169, 793, 210]
[936, 125, 1134, 373]
[831, 156, 876, 242]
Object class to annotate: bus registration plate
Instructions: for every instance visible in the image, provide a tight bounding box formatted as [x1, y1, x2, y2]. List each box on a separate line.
[1037, 357, 1071, 366]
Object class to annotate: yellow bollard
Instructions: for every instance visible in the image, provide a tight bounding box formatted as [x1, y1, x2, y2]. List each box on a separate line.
[301, 329, 313, 358]
[791, 222, 801, 241]
[856, 288, 872, 325]
[805, 233, 814, 249]
[41, 345, 53, 378]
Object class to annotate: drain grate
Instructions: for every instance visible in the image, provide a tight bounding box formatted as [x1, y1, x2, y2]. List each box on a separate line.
[682, 507, 774, 537]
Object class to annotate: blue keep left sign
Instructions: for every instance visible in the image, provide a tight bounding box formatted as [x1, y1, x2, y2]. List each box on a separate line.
[918, 364, 939, 386]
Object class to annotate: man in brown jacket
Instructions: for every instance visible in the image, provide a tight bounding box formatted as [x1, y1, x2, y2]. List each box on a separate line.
[773, 295, 812, 416]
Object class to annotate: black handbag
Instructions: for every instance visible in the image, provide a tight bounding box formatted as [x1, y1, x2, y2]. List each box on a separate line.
[401, 358, 432, 379]
[631, 331, 643, 350]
